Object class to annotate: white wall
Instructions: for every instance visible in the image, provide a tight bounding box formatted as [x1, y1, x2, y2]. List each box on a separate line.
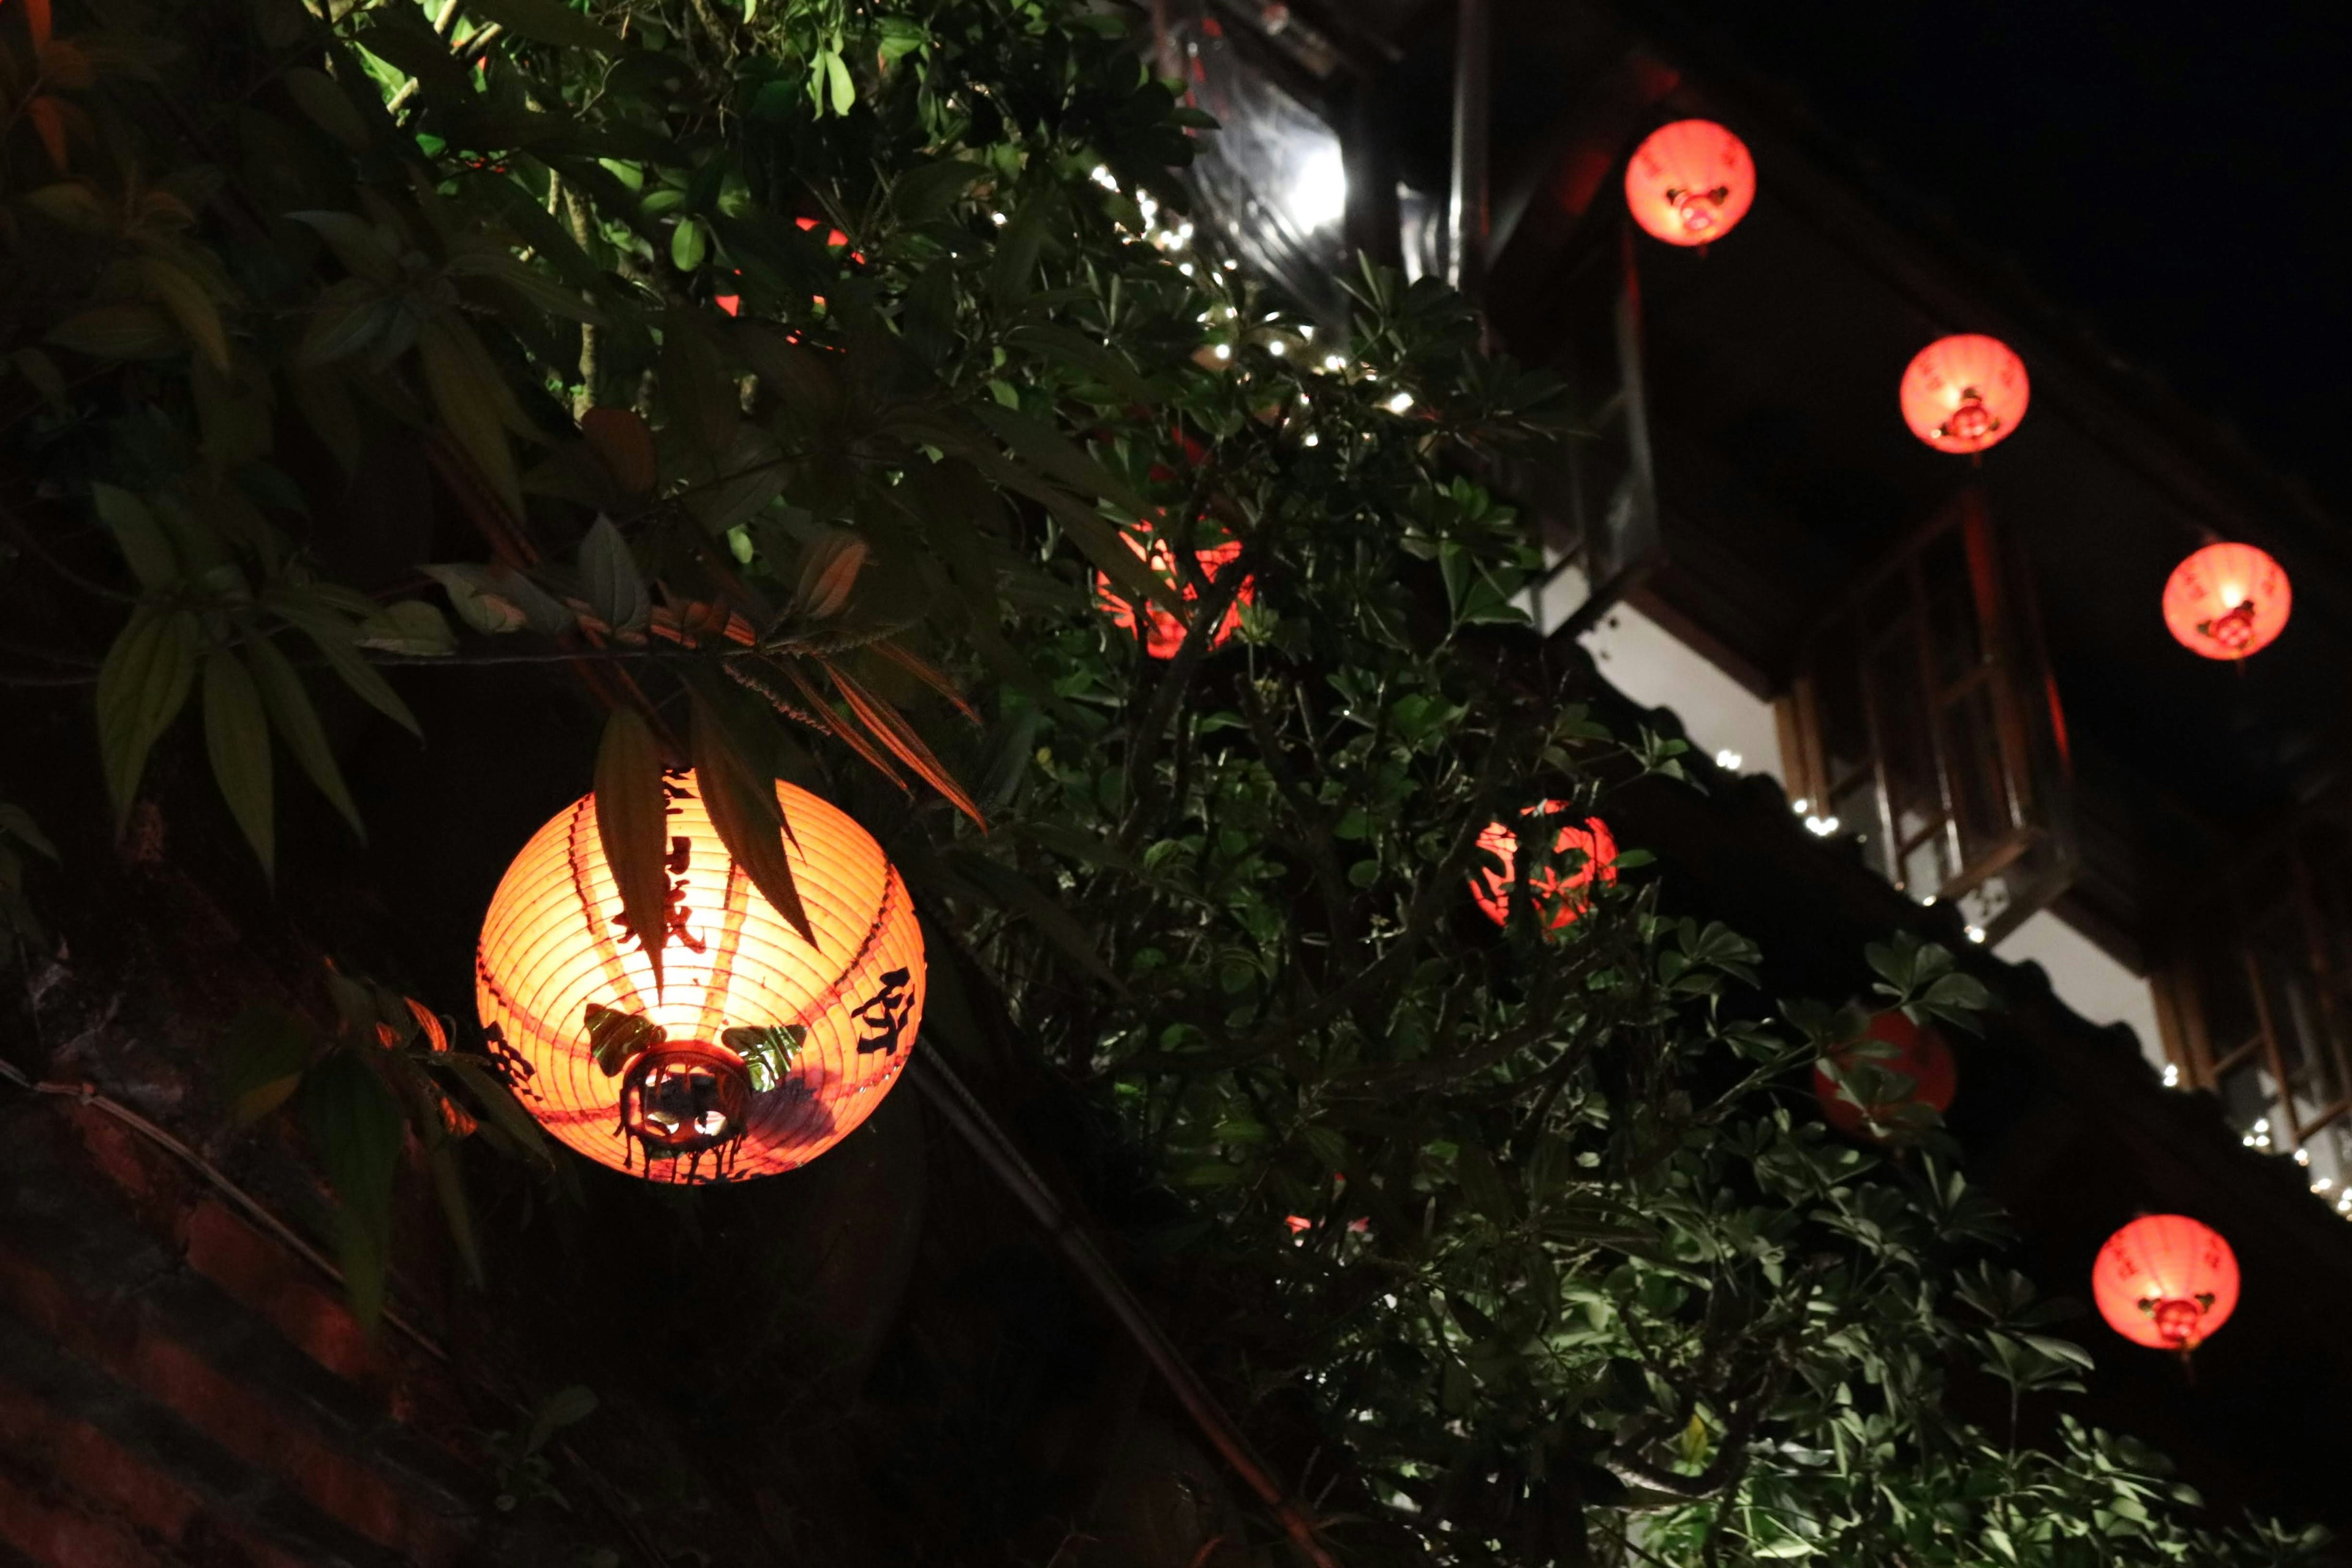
[1549, 577, 2168, 1077]
[1578, 601, 1786, 787]
[1994, 909, 2168, 1072]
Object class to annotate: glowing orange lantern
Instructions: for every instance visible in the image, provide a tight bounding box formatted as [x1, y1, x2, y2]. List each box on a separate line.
[1901, 334, 2029, 454]
[1469, 803, 1618, 931]
[1812, 1010, 1957, 1140]
[2093, 1214, 2239, 1353]
[1624, 119, 1755, 247]
[2162, 543, 2290, 661]
[475, 773, 924, 1183]
[1095, 527, 1254, 659]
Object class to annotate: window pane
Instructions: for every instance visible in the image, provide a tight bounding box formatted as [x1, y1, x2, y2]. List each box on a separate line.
[1921, 527, 1983, 689]
[2196, 938, 2263, 1063]
[1942, 682, 2013, 869]
[2306, 1118, 2352, 1215]
[1872, 629, 1946, 890]
[2217, 1058, 2282, 1150]
[1814, 622, 1871, 790]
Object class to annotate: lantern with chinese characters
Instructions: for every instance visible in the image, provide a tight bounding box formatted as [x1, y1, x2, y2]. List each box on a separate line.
[1812, 1010, 1957, 1140]
[2163, 543, 2290, 661]
[475, 773, 925, 1184]
[2092, 1214, 2239, 1354]
[1624, 119, 1755, 247]
[1095, 526, 1254, 659]
[1901, 334, 2029, 454]
[1469, 803, 1618, 932]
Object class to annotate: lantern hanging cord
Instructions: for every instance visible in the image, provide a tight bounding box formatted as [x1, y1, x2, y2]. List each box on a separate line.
[909, 1049, 1344, 1568]
[0, 1055, 678, 1568]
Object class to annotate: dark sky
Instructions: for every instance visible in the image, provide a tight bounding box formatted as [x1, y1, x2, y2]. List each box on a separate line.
[1666, 0, 2352, 508]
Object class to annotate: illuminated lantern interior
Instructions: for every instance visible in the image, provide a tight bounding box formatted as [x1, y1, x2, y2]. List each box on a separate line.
[1469, 803, 1619, 932]
[1624, 119, 1756, 247]
[1812, 1009, 1958, 1140]
[2093, 1214, 2239, 1352]
[1627, 118, 1759, 246]
[1095, 526, 1255, 660]
[2162, 542, 2291, 661]
[1901, 334, 2030, 454]
[475, 772, 925, 1184]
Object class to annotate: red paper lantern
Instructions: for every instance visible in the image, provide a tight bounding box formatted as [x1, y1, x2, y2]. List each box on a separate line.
[1624, 120, 1755, 247]
[2093, 1214, 2239, 1352]
[1901, 334, 2029, 454]
[1812, 1010, 1957, 1140]
[2162, 543, 2290, 661]
[1095, 527, 1254, 659]
[475, 773, 925, 1184]
[1469, 803, 1618, 931]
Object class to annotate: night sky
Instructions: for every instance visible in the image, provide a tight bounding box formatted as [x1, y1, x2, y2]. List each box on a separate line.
[1664, 0, 2352, 508]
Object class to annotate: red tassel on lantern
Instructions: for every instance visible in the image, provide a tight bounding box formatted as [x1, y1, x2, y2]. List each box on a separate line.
[1901, 334, 2030, 454]
[1624, 120, 1755, 247]
[1812, 1010, 1957, 1140]
[2162, 543, 2290, 661]
[1469, 804, 1618, 932]
[2093, 1214, 2239, 1353]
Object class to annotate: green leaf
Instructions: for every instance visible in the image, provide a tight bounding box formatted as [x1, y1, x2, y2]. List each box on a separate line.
[592, 706, 671, 990]
[467, 0, 627, 53]
[688, 693, 815, 945]
[91, 484, 178, 590]
[719, 1022, 806, 1090]
[418, 312, 526, 524]
[889, 157, 982, 224]
[94, 607, 199, 834]
[824, 49, 853, 116]
[202, 647, 275, 873]
[48, 302, 185, 360]
[1457, 1143, 1515, 1227]
[356, 600, 457, 657]
[424, 1140, 485, 1290]
[669, 216, 707, 273]
[657, 309, 738, 455]
[242, 634, 365, 839]
[442, 1054, 559, 1168]
[281, 66, 372, 153]
[988, 199, 1049, 308]
[298, 1047, 405, 1331]
[578, 516, 650, 632]
[943, 850, 1125, 993]
[265, 588, 422, 737]
[221, 1001, 314, 1125]
[584, 1001, 665, 1076]
[523, 1385, 598, 1455]
[0, 804, 56, 860]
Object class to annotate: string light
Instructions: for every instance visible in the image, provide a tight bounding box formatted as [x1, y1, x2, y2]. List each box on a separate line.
[1803, 813, 1841, 837]
[2162, 1063, 2180, 1087]
[1714, 748, 1743, 770]
[1386, 391, 1414, 413]
[1964, 925, 1987, 944]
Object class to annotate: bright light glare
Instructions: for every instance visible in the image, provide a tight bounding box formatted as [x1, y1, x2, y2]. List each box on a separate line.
[1286, 141, 1348, 232]
[1714, 748, 1743, 771]
[1386, 391, 1414, 413]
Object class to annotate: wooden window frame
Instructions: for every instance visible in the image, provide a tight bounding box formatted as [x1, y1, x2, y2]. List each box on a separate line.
[2155, 801, 2352, 1199]
[1777, 489, 2075, 943]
